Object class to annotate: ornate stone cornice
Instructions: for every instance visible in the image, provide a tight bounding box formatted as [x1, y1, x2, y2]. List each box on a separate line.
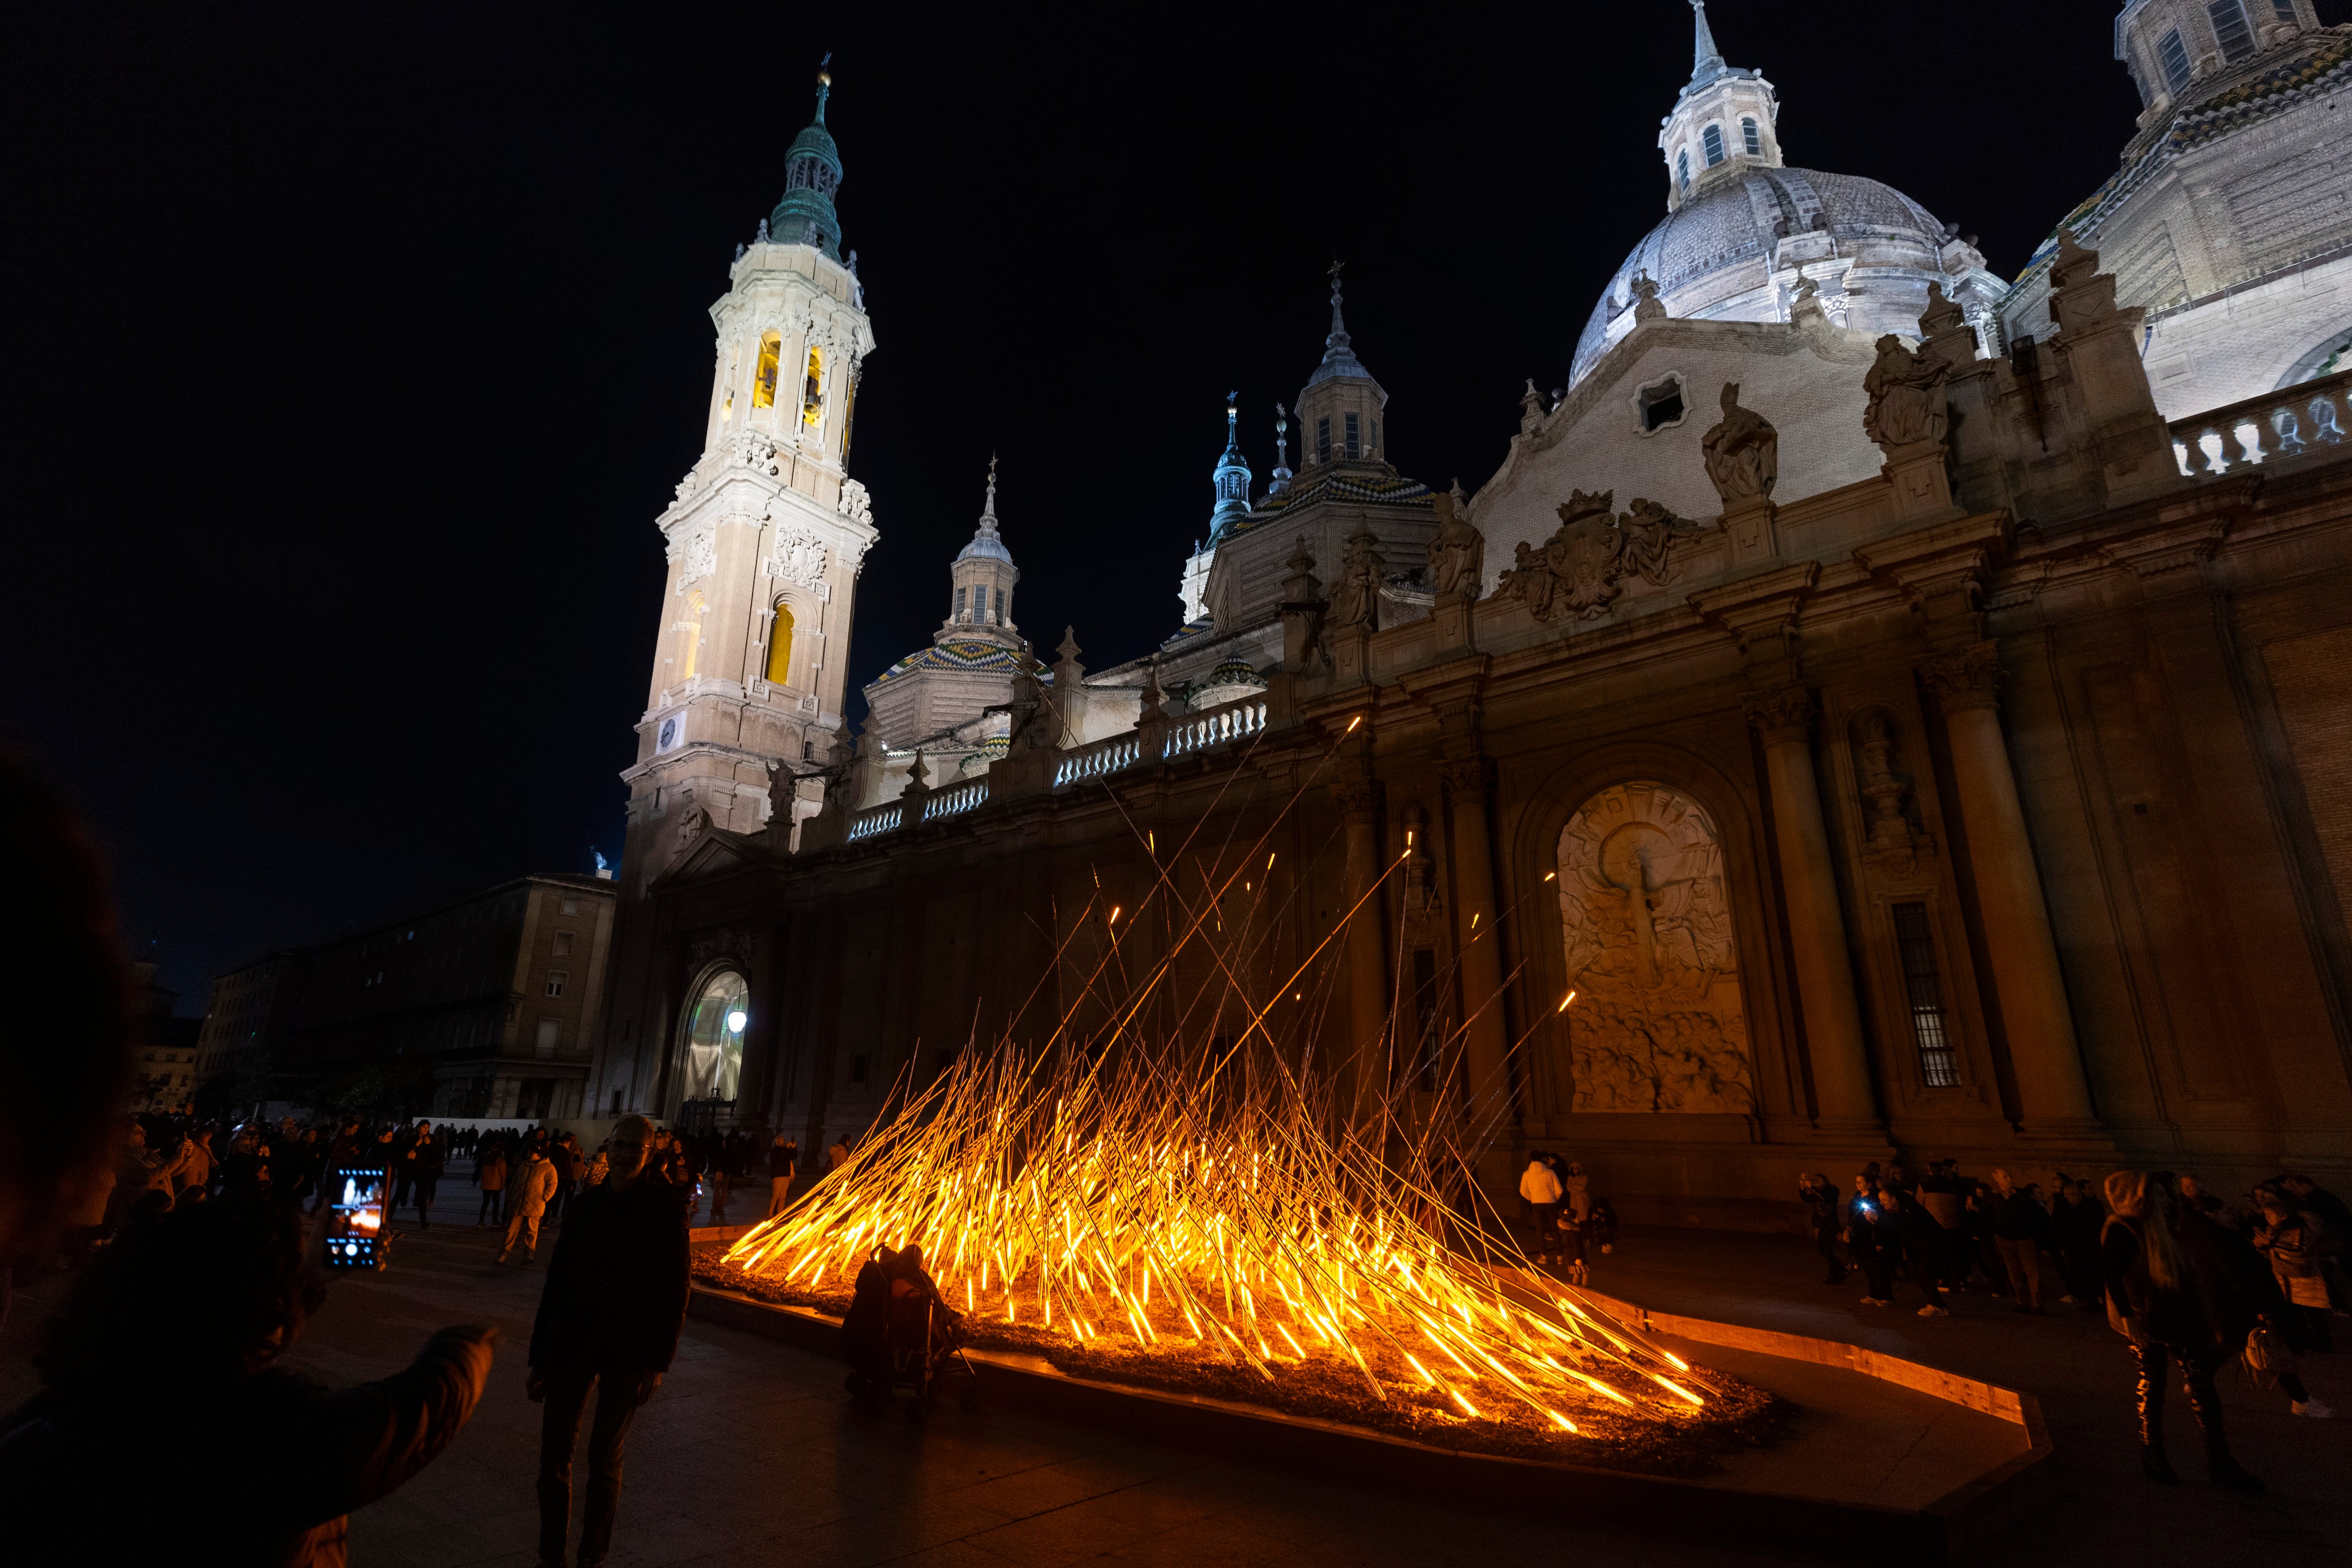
[1918, 641, 2002, 712]
[1742, 683, 1815, 746]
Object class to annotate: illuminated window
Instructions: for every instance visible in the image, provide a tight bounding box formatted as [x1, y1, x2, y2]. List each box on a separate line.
[2209, 0, 2254, 59]
[1702, 124, 1725, 166]
[765, 602, 795, 685]
[1316, 415, 1332, 464]
[801, 346, 824, 426]
[1892, 903, 1960, 1088]
[1343, 412, 1360, 459]
[1677, 150, 1691, 190]
[839, 372, 857, 459]
[680, 591, 704, 680]
[1741, 117, 1761, 155]
[752, 333, 781, 409]
[2158, 27, 2191, 89]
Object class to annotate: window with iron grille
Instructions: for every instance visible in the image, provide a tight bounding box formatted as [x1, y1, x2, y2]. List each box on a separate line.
[1892, 903, 1959, 1087]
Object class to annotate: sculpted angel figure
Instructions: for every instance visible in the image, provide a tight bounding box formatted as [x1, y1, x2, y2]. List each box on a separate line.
[1863, 334, 1950, 450]
[1426, 486, 1485, 603]
[1699, 382, 1777, 505]
[1501, 539, 1558, 621]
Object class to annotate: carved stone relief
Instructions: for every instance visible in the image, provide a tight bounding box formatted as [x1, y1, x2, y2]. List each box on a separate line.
[1499, 491, 1698, 624]
[1557, 782, 1755, 1114]
[766, 524, 829, 588]
[667, 520, 717, 590]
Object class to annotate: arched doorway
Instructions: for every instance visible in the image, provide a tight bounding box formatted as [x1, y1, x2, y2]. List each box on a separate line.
[678, 969, 749, 1120]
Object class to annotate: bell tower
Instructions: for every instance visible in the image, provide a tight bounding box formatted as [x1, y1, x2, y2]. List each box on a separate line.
[1658, 1, 1782, 212]
[616, 62, 880, 883]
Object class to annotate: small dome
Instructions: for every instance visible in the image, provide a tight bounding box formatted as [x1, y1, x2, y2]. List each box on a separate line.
[1204, 658, 1266, 689]
[872, 638, 1030, 684]
[955, 532, 1014, 565]
[1571, 166, 1955, 386]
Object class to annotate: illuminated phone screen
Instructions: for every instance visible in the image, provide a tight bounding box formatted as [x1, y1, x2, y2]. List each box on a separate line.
[326, 1166, 389, 1268]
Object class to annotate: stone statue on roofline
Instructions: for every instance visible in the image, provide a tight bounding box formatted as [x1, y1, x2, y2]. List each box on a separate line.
[1864, 334, 1951, 451]
[1699, 382, 1777, 506]
[1427, 484, 1485, 604]
[1328, 527, 1384, 630]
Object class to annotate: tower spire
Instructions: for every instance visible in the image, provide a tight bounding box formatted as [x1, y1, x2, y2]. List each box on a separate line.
[769, 57, 847, 260]
[1326, 260, 1350, 349]
[1689, 0, 1726, 87]
[1209, 391, 1254, 539]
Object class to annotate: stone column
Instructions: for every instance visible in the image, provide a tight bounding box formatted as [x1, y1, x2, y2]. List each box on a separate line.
[1744, 686, 1882, 1129]
[1441, 757, 1513, 1142]
[1919, 642, 2102, 1133]
[1331, 777, 1389, 1123]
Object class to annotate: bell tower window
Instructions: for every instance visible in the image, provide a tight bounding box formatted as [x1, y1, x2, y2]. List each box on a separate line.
[1316, 415, 1332, 464]
[765, 602, 795, 686]
[955, 586, 968, 621]
[801, 347, 824, 427]
[2208, 0, 2254, 60]
[1701, 124, 1725, 166]
[2158, 27, 2191, 89]
[1676, 150, 1691, 191]
[752, 333, 781, 410]
[1741, 117, 1760, 156]
[1343, 412, 1360, 459]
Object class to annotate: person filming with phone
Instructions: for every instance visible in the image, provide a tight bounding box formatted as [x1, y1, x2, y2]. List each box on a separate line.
[525, 1115, 689, 1568]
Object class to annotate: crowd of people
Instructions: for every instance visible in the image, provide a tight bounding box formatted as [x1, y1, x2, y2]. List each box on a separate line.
[1517, 1151, 1621, 1283]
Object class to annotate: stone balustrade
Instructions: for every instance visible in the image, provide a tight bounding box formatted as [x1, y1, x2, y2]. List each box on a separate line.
[2172, 368, 2352, 478]
[844, 801, 902, 842]
[1162, 697, 1268, 759]
[920, 778, 989, 822]
[1053, 733, 1143, 788]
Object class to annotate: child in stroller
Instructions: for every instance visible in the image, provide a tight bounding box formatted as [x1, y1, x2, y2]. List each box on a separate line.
[842, 1243, 977, 1410]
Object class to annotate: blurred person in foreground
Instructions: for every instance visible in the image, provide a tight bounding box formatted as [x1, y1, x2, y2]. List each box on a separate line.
[527, 1115, 689, 1568]
[0, 1196, 496, 1564]
[0, 755, 136, 1280]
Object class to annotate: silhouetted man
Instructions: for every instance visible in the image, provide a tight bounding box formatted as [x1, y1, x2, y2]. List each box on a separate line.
[526, 1114, 688, 1568]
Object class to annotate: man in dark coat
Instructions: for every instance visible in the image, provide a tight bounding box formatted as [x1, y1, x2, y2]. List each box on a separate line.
[527, 1115, 689, 1568]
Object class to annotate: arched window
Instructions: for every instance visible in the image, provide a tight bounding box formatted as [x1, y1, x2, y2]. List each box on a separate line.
[1676, 150, 1691, 191]
[801, 346, 825, 427]
[752, 333, 781, 409]
[2158, 27, 2192, 90]
[1701, 124, 1725, 166]
[1741, 117, 1761, 156]
[680, 970, 748, 1103]
[2208, 0, 2254, 61]
[765, 602, 795, 685]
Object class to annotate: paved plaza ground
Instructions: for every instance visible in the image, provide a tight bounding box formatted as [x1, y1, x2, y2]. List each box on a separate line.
[4, 1204, 2346, 1567]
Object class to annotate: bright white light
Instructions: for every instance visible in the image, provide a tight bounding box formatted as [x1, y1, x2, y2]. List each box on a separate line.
[726, 1010, 747, 1033]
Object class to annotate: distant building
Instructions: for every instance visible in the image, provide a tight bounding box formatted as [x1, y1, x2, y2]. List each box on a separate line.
[131, 962, 201, 1111]
[193, 874, 616, 1121]
[193, 950, 302, 1108]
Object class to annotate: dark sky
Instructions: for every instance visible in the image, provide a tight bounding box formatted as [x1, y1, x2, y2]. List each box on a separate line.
[12, 1, 2224, 1007]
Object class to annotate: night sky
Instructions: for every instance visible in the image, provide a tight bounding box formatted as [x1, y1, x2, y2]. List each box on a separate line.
[12, 2, 2223, 1007]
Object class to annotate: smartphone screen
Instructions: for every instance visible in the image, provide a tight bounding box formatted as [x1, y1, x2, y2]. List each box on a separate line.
[325, 1166, 390, 1269]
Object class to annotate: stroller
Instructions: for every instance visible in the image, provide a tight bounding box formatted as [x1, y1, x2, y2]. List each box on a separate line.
[842, 1243, 979, 1412]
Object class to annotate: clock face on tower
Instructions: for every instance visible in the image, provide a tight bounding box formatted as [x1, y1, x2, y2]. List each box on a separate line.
[658, 716, 681, 752]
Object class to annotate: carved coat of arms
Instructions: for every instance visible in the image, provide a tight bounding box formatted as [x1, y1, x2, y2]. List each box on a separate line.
[1501, 490, 1695, 624]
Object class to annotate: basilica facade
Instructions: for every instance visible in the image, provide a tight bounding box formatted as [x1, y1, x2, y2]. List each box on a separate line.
[590, 5, 2352, 1223]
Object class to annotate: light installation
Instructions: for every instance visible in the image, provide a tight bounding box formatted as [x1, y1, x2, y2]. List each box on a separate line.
[723, 724, 1720, 1445]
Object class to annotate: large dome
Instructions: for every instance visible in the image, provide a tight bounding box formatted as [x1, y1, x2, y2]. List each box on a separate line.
[1570, 166, 1968, 387]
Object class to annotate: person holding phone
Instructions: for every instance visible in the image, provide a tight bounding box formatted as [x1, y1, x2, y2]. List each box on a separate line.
[526, 1116, 689, 1568]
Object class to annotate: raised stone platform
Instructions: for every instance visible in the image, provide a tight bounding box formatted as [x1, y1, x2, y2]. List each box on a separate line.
[690, 1273, 2050, 1565]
